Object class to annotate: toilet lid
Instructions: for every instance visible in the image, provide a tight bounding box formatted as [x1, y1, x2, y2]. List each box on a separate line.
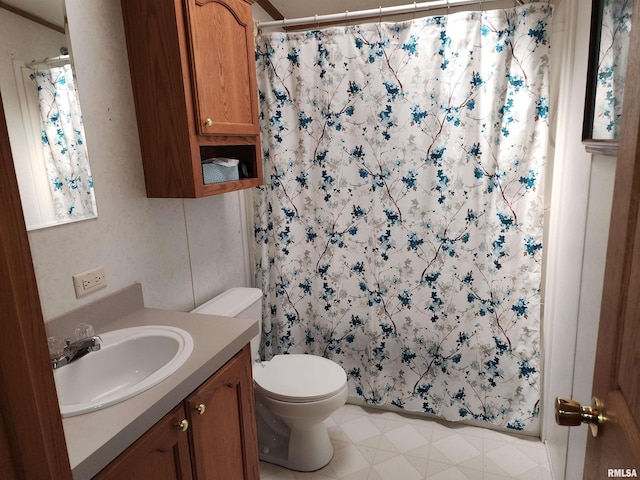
[253, 354, 347, 402]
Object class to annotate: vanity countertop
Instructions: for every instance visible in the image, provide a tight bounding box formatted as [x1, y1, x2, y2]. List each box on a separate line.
[53, 288, 257, 480]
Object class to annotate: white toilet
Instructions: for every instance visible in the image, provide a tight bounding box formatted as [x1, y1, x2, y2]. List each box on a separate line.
[192, 287, 348, 472]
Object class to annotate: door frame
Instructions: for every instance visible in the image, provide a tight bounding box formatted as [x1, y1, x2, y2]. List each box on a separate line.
[541, 0, 601, 477]
[0, 97, 71, 478]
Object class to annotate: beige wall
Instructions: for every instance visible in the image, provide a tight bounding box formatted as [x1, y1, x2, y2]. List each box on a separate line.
[20, 1, 252, 320]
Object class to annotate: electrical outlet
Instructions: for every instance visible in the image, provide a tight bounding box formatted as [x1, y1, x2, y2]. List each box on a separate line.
[72, 266, 107, 298]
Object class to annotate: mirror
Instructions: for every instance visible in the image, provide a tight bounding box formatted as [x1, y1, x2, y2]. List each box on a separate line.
[0, 0, 97, 230]
[583, 0, 633, 156]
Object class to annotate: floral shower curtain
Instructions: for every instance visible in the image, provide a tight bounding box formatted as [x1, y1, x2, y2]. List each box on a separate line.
[32, 64, 95, 221]
[254, 3, 551, 433]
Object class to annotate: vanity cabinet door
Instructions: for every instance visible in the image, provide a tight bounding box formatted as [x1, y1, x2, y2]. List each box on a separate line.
[185, 344, 259, 480]
[184, 0, 260, 136]
[93, 405, 193, 480]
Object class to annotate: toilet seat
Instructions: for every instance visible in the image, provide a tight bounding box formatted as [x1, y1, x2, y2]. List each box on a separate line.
[253, 354, 347, 403]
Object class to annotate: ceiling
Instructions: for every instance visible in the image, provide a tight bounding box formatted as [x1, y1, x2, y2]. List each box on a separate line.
[6, 0, 524, 34]
[9, 0, 418, 29]
[7, 0, 487, 31]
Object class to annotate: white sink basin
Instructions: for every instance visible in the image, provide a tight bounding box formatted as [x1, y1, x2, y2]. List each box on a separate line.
[54, 325, 194, 417]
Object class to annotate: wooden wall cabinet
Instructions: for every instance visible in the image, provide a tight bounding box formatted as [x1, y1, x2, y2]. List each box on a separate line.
[121, 0, 263, 198]
[94, 345, 259, 480]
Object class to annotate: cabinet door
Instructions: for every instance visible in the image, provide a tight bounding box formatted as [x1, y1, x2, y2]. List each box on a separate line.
[93, 405, 193, 480]
[186, 345, 259, 480]
[185, 0, 260, 136]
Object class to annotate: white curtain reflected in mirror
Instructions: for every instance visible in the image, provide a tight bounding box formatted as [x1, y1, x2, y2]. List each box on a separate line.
[592, 0, 632, 139]
[26, 58, 96, 223]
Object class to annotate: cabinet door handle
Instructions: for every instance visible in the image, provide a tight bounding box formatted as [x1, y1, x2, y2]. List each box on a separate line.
[176, 419, 189, 432]
[196, 403, 206, 415]
[205, 118, 213, 127]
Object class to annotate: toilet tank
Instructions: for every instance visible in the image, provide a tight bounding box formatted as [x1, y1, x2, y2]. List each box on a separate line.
[191, 288, 263, 360]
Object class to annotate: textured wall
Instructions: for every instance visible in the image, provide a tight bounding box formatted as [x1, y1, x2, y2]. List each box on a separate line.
[23, 1, 252, 320]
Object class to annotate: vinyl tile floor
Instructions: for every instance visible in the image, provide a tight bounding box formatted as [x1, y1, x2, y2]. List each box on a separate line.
[259, 404, 552, 480]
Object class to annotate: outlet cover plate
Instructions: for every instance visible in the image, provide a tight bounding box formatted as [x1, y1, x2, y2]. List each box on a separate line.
[72, 266, 107, 298]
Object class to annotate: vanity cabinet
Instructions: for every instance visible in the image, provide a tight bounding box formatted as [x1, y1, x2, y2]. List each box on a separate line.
[186, 344, 259, 479]
[92, 405, 193, 480]
[120, 0, 263, 198]
[94, 345, 259, 480]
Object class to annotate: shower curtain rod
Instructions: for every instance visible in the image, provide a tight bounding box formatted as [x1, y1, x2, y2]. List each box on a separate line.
[25, 54, 70, 70]
[257, 0, 524, 29]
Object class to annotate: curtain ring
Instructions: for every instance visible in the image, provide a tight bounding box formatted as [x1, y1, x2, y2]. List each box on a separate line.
[314, 14, 318, 29]
[379, 6, 382, 23]
[345, 10, 349, 26]
[282, 17, 286, 29]
[447, 0, 450, 12]
[413, 2, 417, 20]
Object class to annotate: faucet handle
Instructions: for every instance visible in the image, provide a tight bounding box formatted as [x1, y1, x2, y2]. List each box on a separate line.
[47, 336, 65, 359]
[89, 335, 103, 351]
[75, 323, 95, 340]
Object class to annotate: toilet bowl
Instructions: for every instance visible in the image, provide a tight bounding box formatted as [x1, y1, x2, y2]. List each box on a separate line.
[192, 288, 348, 472]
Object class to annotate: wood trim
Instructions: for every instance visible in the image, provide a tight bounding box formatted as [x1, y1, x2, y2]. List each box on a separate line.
[256, 0, 283, 20]
[0, 413, 17, 479]
[0, 1, 65, 34]
[0, 98, 71, 477]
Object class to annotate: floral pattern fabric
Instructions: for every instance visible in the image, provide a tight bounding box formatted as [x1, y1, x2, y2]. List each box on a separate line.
[254, 4, 551, 433]
[592, 0, 632, 139]
[32, 64, 96, 221]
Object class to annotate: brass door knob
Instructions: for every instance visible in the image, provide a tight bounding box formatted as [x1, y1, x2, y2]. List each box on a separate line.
[555, 397, 604, 437]
[205, 118, 213, 127]
[196, 403, 206, 415]
[176, 419, 189, 432]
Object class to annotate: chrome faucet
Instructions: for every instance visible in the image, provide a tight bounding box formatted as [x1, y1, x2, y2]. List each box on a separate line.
[50, 335, 102, 369]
